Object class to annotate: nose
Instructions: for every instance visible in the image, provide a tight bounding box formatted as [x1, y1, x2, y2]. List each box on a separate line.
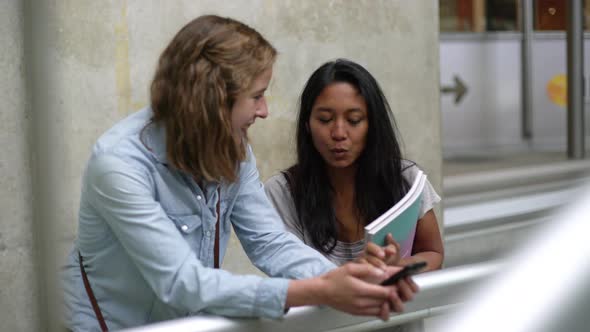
[331, 120, 346, 141]
[255, 98, 268, 119]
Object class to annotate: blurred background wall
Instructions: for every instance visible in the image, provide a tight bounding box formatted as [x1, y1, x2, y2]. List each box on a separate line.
[0, 1, 441, 330]
[0, 1, 37, 331]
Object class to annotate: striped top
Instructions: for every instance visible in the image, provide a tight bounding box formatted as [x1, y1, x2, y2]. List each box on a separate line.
[325, 239, 366, 266]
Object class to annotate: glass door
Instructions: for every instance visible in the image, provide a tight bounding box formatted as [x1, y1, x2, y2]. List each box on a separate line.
[439, 0, 590, 167]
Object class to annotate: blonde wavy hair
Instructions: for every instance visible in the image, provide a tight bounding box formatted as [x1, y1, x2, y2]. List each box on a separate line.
[150, 15, 276, 182]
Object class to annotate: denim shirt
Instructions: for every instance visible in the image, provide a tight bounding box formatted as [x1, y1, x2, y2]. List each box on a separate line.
[62, 108, 336, 331]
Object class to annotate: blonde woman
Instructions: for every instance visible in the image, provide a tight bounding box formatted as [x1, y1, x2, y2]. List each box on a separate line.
[62, 16, 417, 331]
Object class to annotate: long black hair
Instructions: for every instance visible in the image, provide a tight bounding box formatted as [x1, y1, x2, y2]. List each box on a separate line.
[284, 59, 410, 254]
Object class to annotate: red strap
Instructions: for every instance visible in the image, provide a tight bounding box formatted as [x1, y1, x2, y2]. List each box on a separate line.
[214, 188, 221, 268]
[78, 251, 109, 332]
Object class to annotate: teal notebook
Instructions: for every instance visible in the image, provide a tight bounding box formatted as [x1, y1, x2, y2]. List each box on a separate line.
[364, 170, 426, 257]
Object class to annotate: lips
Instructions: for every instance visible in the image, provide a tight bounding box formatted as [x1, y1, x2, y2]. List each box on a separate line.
[329, 148, 349, 160]
[330, 148, 348, 153]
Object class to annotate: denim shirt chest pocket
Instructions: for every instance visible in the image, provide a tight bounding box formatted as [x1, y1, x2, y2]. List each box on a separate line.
[168, 213, 203, 252]
[152, 164, 206, 251]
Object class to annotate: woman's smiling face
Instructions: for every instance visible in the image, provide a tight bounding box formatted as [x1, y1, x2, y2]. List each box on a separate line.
[230, 67, 273, 143]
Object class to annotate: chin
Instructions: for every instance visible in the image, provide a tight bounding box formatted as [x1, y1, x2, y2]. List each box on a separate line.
[233, 131, 248, 145]
[327, 160, 354, 169]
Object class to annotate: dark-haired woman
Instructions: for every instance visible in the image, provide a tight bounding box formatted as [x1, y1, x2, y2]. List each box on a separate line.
[265, 59, 444, 274]
[61, 18, 416, 331]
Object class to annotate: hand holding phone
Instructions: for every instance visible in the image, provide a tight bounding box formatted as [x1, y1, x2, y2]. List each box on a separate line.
[380, 261, 426, 286]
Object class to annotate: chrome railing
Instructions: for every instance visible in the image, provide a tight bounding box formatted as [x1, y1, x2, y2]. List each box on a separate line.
[121, 261, 500, 332]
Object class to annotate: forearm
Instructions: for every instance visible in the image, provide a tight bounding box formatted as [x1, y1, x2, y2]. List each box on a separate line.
[285, 277, 326, 308]
[406, 210, 444, 272]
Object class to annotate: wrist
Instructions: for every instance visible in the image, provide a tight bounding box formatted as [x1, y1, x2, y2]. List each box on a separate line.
[400, 254, 421, 265]
[286, 277, 326, 308]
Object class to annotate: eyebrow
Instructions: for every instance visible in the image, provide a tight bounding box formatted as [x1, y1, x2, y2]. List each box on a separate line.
[314, 107, 332, 112]
[346, 108, 364, 113]
[314, 107, 364, 113]
[252, 87, 267, 96]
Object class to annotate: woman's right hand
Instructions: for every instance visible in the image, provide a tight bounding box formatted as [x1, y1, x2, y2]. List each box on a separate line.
[317, 263, 406, 318]
[286, 262, 417, 320]
[357, 234, 401, 269]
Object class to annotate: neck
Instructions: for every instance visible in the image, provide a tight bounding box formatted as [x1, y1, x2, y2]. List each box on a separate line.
[327, 164, 356, 197]
[327, 165, 364, 242]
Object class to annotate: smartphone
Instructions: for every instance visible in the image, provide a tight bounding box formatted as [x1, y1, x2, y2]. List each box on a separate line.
[380, 261, 427, 286]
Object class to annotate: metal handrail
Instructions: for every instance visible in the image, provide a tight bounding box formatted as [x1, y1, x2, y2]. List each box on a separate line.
[121, 261, 501, 332]
[443, 160, 590, 197]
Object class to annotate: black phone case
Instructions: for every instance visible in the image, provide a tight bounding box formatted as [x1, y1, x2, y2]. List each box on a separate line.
[381, 261, 426, 286]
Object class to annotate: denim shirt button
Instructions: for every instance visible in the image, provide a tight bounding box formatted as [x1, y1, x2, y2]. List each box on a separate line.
[181, 225, 189, 232]
[206, 230, 211, 236]
[196, 195, 202, 200]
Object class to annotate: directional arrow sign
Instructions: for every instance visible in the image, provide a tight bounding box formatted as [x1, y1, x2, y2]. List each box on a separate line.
[441, 75, 468, 105]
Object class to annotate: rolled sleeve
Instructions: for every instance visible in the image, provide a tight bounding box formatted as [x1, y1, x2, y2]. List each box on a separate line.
[253, 278, 291, 318]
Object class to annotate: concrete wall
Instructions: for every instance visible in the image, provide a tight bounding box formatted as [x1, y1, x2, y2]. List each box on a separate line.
[0, 1, 441, 330]
[0, 1, 38, 331]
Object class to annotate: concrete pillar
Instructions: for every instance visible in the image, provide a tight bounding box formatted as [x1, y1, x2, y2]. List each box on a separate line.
[0, 1, 39, 331]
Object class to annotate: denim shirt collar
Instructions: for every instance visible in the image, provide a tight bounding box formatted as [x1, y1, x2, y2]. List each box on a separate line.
[141, 118, 168, 165]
